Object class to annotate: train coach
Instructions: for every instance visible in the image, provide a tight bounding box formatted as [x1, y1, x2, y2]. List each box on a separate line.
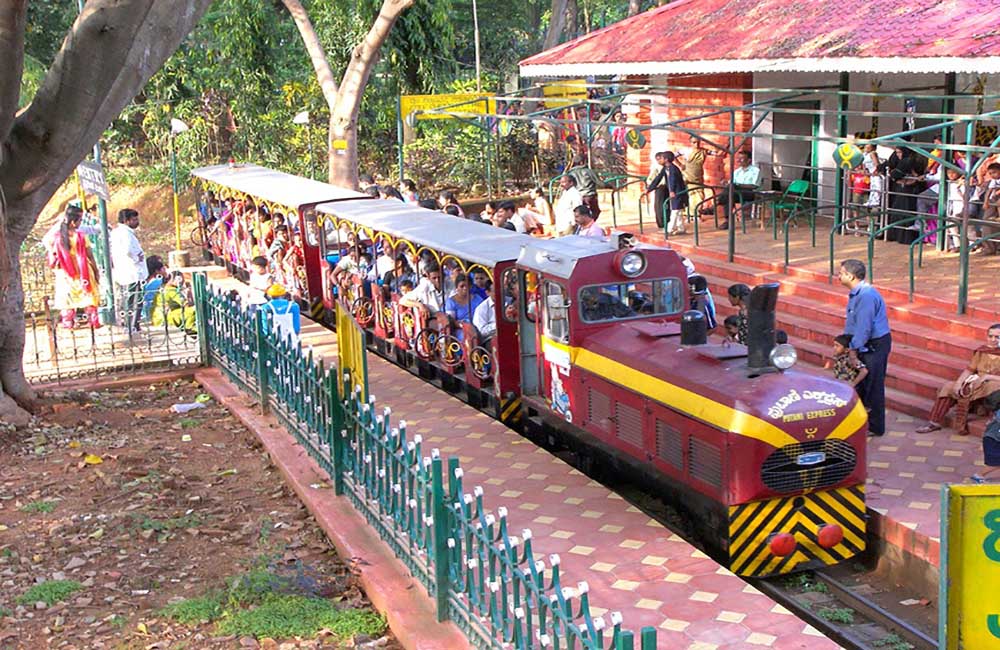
[192, 164, 868, 577]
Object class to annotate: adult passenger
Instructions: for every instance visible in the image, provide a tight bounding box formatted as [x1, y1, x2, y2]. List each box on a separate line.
[400, 261, 446, 318]
[572, 205, 604, 239]
[491, 201, 518, 232]
[839, 259, 892, 437]
[110, 208, 148, 335]
[917, 324, 1000, 435]
[473, 280, 496, 341]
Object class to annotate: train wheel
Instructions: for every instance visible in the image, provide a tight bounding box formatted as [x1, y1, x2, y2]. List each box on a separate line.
[352, 297, 375, 327]
[436, 334, 463, 368]
[414, 328, 438, 361]
[469, 346, 493, 380]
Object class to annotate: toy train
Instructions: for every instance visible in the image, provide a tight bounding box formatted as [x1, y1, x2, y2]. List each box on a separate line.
[191, 164, 868, 577]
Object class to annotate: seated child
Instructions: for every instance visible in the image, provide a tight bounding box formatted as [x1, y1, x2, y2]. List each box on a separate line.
[824, 334, 869, 389]
[723, 315, 741, 343]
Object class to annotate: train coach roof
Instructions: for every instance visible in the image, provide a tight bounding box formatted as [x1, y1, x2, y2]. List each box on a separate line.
[517, 235, 651, 279]
[315, 199, 531, 267]
[190, 164, 367, 208]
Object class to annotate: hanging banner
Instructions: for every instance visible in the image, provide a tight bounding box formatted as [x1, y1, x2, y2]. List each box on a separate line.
[941, 484, 1000, 649]
[336, 301, 368, 401]
[541, 80, 588, 108]
[399, 93, 496, 121]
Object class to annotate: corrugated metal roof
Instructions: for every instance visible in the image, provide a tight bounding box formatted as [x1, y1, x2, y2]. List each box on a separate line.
[190, 164, 366, 208]
[520, 0, 1000, 76]
[315, 199, 532, 268]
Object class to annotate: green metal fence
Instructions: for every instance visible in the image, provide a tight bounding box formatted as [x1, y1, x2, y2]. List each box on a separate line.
[192, 273, 657, 650]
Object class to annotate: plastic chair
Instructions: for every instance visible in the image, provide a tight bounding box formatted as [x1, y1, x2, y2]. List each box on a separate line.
[770, 179, 810, 227]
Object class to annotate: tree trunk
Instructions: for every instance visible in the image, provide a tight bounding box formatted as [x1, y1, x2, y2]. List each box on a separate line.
[542, 0, 569, 50]
[627, 0, 641, 17]
[0, 0, 212, 424]
[0, 203, 31, 426]
[566, 0, 578, 40]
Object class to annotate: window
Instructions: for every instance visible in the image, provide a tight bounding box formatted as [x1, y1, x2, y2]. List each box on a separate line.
[543, 282, 569, 342]
[501, 268, 527, 323]
[578, 278, 684, 323]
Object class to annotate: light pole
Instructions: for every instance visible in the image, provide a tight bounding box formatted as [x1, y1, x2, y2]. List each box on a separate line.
[169, 118, 190, 269]
[472, 0, 482, 94]
[293, 110, 316, 180]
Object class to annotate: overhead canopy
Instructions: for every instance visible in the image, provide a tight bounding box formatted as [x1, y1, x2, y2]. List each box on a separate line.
[315, 199, 531, 268]
[190, 164, 366, 209]
[520, 0, 1000, 77]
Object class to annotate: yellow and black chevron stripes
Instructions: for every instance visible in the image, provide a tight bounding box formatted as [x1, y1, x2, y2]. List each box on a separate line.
[310, 299, 325, 320]
[499, 395, 522, 426]
[728, 484, 866, 577]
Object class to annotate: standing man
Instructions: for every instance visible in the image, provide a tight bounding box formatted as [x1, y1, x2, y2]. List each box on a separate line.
[645, 151, 688, 235]
[554, 175, 584, 236]
[110, 208, 147, 335]
[839, 259, 892, 436]
[567, 155, 600, 222]
[646, 151, 668, 229]
[677, 135, 716, 221]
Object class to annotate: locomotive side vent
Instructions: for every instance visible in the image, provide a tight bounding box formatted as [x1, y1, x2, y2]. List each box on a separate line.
[655, 419, 684, 470]
[588, 388, 611, 430]
[689, 438, 723, 488]
[615, 402, 643, 448]
[760, 439, 857, 494]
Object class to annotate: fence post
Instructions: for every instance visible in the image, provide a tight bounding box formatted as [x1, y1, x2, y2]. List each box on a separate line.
[615, 630, 634, 650]
[254, 309, 270, 414]
[192, 273, 210, 366]
[431, 457, 451, 622]
[639, 626, 657, 649]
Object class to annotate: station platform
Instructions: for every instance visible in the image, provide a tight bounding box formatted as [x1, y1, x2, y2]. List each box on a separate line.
[201, 274, 838, 649]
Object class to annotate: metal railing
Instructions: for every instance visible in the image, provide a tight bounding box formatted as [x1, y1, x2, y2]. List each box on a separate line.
[192, 274, 657, 650]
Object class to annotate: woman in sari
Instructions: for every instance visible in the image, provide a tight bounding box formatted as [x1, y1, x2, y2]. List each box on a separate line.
[48, 207, 101, 329]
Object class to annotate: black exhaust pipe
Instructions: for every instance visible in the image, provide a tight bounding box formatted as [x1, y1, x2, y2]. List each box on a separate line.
[680, 310, 707, 346]
[747, 283, 780, 375]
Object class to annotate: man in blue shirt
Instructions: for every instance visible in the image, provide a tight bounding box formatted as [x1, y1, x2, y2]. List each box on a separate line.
[839, 259, 892, 436]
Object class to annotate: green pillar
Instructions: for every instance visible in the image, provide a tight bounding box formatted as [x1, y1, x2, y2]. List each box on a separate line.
[833, 72, 850, 234]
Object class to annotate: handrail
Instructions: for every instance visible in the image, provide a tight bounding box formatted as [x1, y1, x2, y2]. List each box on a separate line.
[907, 218, 955, 301]
[828, 214, 880, 283]
[782, 205, 829, 272]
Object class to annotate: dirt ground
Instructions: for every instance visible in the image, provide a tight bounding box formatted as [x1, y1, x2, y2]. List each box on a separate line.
[0, 379, 400, 650]
[31, 181, 198, 260]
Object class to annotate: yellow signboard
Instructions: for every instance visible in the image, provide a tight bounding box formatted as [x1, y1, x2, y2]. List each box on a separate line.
[540, 80, 588, 107]
[335, 302, 368, 401]
[399, 93, 495, 121]
[942, 484, 1000, 649]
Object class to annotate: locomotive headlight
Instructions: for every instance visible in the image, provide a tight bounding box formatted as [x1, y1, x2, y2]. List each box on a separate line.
[769, 343, 797, 370]
[620, 251, 646, 277]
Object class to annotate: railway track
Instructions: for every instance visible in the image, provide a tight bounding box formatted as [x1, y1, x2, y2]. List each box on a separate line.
[754, 569, 937, 650]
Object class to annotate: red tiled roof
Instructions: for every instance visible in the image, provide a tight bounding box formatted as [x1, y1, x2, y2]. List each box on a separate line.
[520, 0, 1000, 75]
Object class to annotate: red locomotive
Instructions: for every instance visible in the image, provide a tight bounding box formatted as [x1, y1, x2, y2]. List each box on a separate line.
[192, 164, 868, 576]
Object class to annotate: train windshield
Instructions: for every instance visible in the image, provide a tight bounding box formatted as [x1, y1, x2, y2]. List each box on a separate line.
[579, 278, 684, 323]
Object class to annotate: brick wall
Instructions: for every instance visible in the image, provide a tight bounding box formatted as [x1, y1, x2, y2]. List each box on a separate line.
[625, 73, 753, 191]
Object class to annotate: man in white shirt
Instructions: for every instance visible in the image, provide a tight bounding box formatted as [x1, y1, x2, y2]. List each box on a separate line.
[110, 208, 148, 334]
[716, 151, 761, 230]
[473, 282, 496, 340]
[554, 175, 584, 236]
[399, 262, 445, 317]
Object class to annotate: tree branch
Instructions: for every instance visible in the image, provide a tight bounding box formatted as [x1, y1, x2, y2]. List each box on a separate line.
[0, 1, 28, 147]
[334, 0, 414, 126]
[0, 0, 212, 236]
[280, 0, 339, 108]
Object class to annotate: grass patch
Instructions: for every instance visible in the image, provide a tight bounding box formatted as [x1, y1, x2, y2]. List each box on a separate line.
[16, 580, 82, 606]
[875, 633, 914, 650]
[818, 607, 855, 624]
[216, 595, 384, 639]
[178, 418, 201, 429]
[19, 500, 56, 514]
[160, 563, 383, 641]
[134, 514, 202, 532]
[782, 572, 829, 593]
[160, 593, 225, 624]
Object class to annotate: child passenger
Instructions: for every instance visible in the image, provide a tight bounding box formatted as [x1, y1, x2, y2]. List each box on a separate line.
[824, 334, 869, 389]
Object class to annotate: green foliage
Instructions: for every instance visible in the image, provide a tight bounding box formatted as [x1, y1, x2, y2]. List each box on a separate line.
[16, 580, 82, 607]
[817, 607, 855, 624]
[160, 592, 225, 624]
[18, 55, 47, 110]
[216, 595, 384, 640]
[783, 572, 830, 593]
[135, 514, 202, 532]
[19, 500, 56, 514]
[874, 633, 914, 650]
